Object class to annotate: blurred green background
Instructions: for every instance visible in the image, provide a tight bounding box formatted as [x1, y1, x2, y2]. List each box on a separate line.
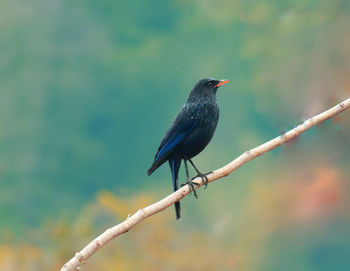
[1, 0, 350, 270]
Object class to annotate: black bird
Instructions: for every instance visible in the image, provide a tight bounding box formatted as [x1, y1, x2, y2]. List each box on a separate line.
[147, 78, 229, 219]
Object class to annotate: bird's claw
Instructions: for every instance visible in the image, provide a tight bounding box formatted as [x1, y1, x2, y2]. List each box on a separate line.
[191, 172, 212, 188]
[181, 180, 200, 198]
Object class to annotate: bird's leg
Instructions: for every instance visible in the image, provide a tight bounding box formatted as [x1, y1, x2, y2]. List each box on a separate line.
[189, 159, 211, 188]
[180, 160, 199, 198]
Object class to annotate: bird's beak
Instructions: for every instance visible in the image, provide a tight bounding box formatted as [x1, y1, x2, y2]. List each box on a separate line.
[215, 79, 229, 88]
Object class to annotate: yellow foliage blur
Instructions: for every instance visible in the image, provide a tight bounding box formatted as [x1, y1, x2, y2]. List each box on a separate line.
[0, 191, 241, 271]
[0, 165, 347, 271]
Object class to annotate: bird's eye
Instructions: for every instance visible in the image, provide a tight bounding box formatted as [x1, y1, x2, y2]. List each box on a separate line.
[208, 82, 213, 87]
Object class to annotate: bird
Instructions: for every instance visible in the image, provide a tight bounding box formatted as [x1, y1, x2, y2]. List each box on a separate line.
[147, 78, 229, 219]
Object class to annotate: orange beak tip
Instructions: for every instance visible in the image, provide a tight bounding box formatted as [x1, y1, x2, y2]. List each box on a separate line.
[216, 79, 229, 87]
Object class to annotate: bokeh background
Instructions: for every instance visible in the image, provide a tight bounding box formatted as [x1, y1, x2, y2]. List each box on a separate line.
[1, 0, 350, 270]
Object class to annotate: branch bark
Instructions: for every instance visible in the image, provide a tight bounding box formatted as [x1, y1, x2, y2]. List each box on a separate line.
[60, 97, 350, 271]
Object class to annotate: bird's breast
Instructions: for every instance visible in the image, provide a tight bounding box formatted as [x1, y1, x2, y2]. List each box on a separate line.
[181, 102, 219, 159]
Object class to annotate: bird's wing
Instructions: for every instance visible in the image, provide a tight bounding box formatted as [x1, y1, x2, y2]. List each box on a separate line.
[156, 105, 200, 160]
[147, 104, 201, 175]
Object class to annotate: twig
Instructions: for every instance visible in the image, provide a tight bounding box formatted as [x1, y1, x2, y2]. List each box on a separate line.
[60, 97, 350, 271]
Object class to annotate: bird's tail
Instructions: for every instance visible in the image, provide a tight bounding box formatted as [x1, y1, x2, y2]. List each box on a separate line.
[169, 158, 181, 220]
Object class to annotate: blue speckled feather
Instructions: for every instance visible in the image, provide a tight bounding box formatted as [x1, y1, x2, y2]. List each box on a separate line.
[147, 103, 201, 175]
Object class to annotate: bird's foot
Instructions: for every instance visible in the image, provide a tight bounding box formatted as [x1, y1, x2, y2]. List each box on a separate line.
[181, 180, 200, 198]
[191, 171, 212, 188]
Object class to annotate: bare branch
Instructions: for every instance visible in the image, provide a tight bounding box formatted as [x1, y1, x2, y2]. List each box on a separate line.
[60, 97, 350, 271]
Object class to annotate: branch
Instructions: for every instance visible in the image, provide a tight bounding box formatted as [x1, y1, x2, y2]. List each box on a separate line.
[60, 97, 350, 271]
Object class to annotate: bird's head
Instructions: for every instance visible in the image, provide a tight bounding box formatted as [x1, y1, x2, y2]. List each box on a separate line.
[188, 78, 229, 102]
